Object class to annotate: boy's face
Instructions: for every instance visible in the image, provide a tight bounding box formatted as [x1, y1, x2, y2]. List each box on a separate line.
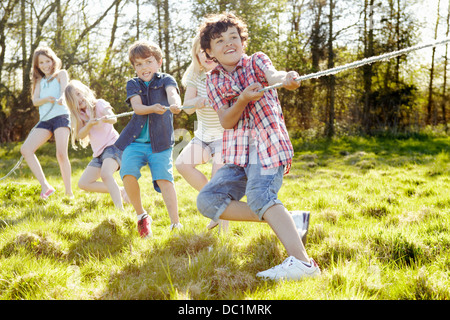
[206, 26, 244, 72]
[133, 55, 162, 82]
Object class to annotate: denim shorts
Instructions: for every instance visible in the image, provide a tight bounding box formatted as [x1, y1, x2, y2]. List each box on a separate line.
[120, 142, 174, 193]
[36, 114, 70, 133]
[196, 156, 284, 221]
[88, 145, 123, 169]
[191, 137, 222, 156]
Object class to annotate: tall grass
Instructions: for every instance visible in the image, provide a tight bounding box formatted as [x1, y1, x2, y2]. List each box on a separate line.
[0, 133, 449, 300]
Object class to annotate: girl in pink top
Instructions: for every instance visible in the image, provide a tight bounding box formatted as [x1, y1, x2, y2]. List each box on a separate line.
[65, 80, 129, 210]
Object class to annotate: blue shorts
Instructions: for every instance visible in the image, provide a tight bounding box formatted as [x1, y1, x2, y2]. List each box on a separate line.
[88, 145, 123, 169]
[120, 142, 174, 193]
[36, 114, 70, 133]
[196, 156, 284, 221]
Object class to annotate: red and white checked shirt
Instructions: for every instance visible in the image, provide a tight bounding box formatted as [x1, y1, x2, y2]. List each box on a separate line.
[206, 52, 293, 173]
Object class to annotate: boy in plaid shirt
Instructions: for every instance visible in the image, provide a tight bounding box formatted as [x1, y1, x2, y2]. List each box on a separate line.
[196, 13, 320, 280]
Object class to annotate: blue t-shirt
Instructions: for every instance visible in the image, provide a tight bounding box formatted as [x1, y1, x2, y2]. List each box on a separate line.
[135, 81, 151, 143]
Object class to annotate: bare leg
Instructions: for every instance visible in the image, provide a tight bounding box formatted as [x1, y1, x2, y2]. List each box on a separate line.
[156, 179, 179, 224]
[175, 142, 209, 191]
[54, 127, 73, 197]
[100, 158, 123, 210]
[123, 175, 145, 216]
[20, 128, 53, 193]
[262, 204, 309, 263]
[79, 160, 123, 210]
[78, 166, 105, 192]
[220, 201, 309, 263]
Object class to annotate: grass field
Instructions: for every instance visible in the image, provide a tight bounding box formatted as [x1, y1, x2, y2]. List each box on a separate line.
[0, 132, 449, 300]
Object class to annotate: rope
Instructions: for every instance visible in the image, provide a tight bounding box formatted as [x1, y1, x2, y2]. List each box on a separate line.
[259, 37, 450, 92]
[98, 105, 195, 120]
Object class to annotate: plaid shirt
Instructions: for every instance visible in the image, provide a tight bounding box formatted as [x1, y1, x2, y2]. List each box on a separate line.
[206, 52, 293, 173]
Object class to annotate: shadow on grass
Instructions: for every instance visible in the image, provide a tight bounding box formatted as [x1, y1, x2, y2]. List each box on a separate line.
[100, 230, 281, 300]
[66, 216, 136, 263]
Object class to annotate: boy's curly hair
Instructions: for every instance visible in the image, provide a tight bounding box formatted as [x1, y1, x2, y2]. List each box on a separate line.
[128, 40, 163, 66]
[199, 12, 248, 59]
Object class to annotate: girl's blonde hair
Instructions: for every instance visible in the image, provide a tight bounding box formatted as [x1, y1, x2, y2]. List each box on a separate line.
[181, 34, 204, 87]
[31, 46, 62, 94]
[64, 80, 97, 149]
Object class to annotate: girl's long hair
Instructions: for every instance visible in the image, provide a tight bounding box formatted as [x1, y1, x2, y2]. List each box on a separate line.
[30, 47, 62, 94]
[64, 80, 97, 149]
[181, 34, 204, 88]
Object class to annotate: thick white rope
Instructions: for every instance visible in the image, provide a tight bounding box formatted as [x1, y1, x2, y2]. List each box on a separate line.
[259, 37, 450, 92]
[99, 106, 195, 120]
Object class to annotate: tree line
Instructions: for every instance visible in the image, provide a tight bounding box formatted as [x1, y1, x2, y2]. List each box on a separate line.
[0, 0, 449, 144]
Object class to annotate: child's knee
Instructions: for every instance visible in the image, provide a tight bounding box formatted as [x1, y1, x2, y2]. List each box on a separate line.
[100, 169, 114, 183]
[196, 190, 210, 216]
[77, 179, 88, 191]
[196, 189, 224, 220]
[55, 149, 68, 162]
[175, 162, 191, 175]
[20, 145, 32, 157]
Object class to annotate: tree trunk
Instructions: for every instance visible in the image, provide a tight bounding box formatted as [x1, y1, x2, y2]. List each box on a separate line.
[325, 0, 335, 138]
[427, 0, 440, 125]
[362, 0, 374, 134]
[163, 0, 170, 72]
[136, 0, 140, 40]
[442, 0, 449, 131]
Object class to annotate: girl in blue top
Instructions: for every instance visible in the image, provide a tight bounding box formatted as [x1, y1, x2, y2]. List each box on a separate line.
[20, 47, 73, 199]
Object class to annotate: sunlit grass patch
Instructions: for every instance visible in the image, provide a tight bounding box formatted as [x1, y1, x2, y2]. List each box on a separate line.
[0, 134, 449, 300]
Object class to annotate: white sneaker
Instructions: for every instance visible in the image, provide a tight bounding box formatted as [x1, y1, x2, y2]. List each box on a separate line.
[256, 256, 320, 281]
[290, 211, 310, 244]
[170, 223, 183, 231]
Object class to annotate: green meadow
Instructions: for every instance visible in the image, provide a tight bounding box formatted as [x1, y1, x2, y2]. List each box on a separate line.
[0, 132, 449, 300]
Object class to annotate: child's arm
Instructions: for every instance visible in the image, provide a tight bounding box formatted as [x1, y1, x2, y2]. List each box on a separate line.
[56, 70, 69, 105]
[98, 105, 117, 125]
[217, 83, 264, 129]
[166, 86, 182, 115]
[77, 119, 99, 140]
[129, 95, 167, 115]
[264, 67, 300, 91]
[182, 86, 207, 115]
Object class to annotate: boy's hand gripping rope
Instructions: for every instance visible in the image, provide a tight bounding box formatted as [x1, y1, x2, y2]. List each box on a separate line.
[2, 37, 450, 182]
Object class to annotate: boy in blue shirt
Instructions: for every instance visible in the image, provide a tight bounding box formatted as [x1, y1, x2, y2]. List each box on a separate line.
[115, 40, 182, 238]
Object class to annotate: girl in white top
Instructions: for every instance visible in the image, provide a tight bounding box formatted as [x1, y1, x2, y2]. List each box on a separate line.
[20, 47, 73, 199]
[65, 80, 129, 211]
[175, 35, 228, 231]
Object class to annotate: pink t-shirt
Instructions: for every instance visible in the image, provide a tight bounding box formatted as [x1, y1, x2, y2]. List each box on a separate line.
[84, 99, 119, 157]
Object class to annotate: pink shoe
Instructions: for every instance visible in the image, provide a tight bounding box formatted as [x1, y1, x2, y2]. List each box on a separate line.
[40, 187, 55, 200]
